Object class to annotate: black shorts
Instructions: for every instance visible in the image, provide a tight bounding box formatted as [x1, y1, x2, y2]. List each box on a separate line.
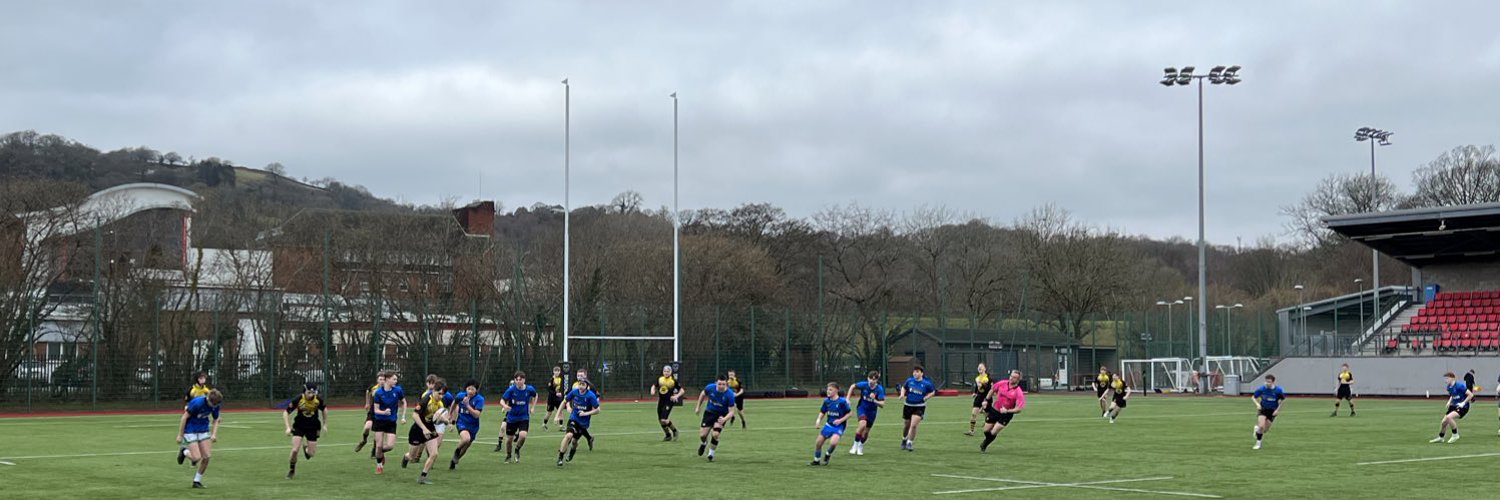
[971, 393, 987, 408]
[292, 422, 321, 442]
[1096, 386, 1108, 398]
[407, 424, 436, 446]
[701, 410, 727, 429]
[903, 405, 926, 420]
[1257, 408, 1277, 422]
[1113, 396, 1128, 408]
[657, 399, 675, 420]
[734, 395, 745, 410]
[1447, 404, 1470, 419]
[372, 419, 398, 434]
[547, 394, 564, 412]
[505, 420, 530, 436]
[984, 407, 1014, 426]
[365, 409, 375, 422]
[1336, 385, 1353, 399]
[566, 420, 590, 436]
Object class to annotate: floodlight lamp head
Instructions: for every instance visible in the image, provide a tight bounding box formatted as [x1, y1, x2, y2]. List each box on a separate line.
[1161, 67, 1178, 86]
[1156, 301, 1169, 306]
[1223, 65, 1242, 84]
[1294, 285, 1304, 290]
[1176, 66, 1195, 85]
[1208, 66, 1226, 84]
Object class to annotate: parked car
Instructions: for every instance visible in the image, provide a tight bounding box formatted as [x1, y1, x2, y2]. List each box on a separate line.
[13, 360, 53, 385]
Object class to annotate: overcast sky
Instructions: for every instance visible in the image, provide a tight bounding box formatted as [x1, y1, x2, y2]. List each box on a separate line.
[4, 1, 1499, 244]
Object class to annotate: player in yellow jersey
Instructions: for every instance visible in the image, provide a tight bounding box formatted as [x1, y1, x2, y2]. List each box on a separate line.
[354, 374, 384, 456]
[651, 364, 685, 441]
[1332, 363, 1355, 417]
[967, 363, 991, 436]
[283, 383, 327, 479]
[1106, 374, 1130, 423]
[727, 369, 747, 428]
[403, 377, 449, 484]
[543, 366, 566, 431]
[1094, 366, 1114, 418]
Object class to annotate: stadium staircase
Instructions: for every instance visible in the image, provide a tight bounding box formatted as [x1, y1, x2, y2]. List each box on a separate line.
[1385, 290, 1500, 355]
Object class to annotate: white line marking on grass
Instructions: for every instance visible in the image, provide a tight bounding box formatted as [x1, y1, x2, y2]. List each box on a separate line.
[931, 474, 1221, 498]
[0, 460, 15, 466]
[1357, 452, 1500, 466]
[0, 443, 353, 461]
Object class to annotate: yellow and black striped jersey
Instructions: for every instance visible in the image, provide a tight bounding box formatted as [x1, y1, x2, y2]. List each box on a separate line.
[974, 373, 990, 395]
[548, 375, 566, 395]
[1338, 371, 1353, 384]
[728, 377, 743, 392]
[416, 390, 446, 424]
[657, 376, 678, 397]
[184, 383, 213, 402]
[1110, 378, 1127, 393]
[288, 395, 325, 421]
[1096, 372, 1111, 388]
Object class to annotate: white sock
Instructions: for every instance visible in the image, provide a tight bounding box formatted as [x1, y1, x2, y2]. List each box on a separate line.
[194, 472, 203, 482]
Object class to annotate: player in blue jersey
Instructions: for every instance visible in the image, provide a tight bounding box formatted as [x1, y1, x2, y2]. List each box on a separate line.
[846, 371, 885, 456]
[449, 379, 484, 470]
[1432, 371, 1474, 444]
[693, 374, 737, 462]
[499, 371, 539, 463]
[1251, 374, 1286, 450]
[369, 370, 406, 474]
[810, 382, 852, 466]
[898, 366, 936, 451]
[557, 382, 601, 466]
[176, 389, 222, 489]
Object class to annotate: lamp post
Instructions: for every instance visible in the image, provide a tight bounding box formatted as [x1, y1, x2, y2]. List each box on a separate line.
[562, 78, 572, 362]
[1162, 65, 1242, 394]
[1354, 127, 1392, 323]
[671, 92, 681, 364]
[1183, 295, 1195, 356]
[1156, 299, 1184, 357]
[1216, 304, 1244, 357]
[1294, 285, 1306, 353]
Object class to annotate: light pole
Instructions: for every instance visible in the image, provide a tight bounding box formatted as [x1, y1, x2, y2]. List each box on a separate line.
[1183, 295, 1195, 359]
[1163, 65, 1241, 394]
[1355, 278, 1365, 335]
[671, 92, 681, 364]
[1354, 127, 1392, 323]
[562, 78, 572, 363]
[1216, 304, 1244, 356]
[1156, 300, 1184, 357]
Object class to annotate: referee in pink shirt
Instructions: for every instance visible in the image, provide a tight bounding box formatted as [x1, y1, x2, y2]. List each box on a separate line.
[980, 370, 1026, 453]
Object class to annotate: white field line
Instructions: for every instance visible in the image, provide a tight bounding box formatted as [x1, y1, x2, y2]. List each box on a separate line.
[0, 460, 14, 466]
[931, 474, 1222, 498]
[1357, 452, 1500, 466]
[0, 442, 353, 461]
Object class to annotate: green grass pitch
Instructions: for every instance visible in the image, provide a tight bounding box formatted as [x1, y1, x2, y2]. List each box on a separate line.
[0, 394, 1494, 498]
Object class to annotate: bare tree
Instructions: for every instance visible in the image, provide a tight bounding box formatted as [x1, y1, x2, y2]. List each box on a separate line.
[0, 179, 89, 392]
[1280, 172, 1400, 248]
[1408, 145, 1500, 208]
[1014, 204, 1144, 340]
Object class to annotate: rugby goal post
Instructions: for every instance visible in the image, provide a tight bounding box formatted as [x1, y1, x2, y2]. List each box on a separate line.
[1119, 358, 1192, 393]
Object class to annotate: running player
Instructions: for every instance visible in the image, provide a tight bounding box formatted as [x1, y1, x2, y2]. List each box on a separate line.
[1107, 373, 1129, 423]
[176, 389, 222, 489]
[178, 371, 214, 461]
[966, 363, 990, 436]
[370, 370, 406, 474]
[1252, 374, 1286, 450]
[283, 383, 327, 479]
[557, 380, 601, 466]
[1432, 371, 1473, 444]
[545, 365, 566, 431]
[727, 369, 747, 428]
[980, 370, 1025, 453]
[404, 379, 447, 484]
[809, 382, 852, 466]
[355, 374, 382, 456]
[898, 365, 936, 451]
[402, 376, 451, 473]
[1332, 364, 1355, 417]
[450, 380, 484, 469]
[846, 370, 885, 456]
[500, 371, 538, 463]
[1094, 365, 1113, 418]
[651, 364, 684, 441]
[694, 374, 737, 462]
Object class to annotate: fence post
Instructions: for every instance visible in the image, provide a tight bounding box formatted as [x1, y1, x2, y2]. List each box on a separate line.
[749, 305, 757, 389]
[153, 295, 161, 405]
[321, 230, 331, 392]
[714, 305, 722, 376]
[372, 297, 383, 373]
[268, 295, 278, 403]
[784, 307, 791, 387]
[421, 300, 430, 377]
[26, 295, 34, 412]
[470, 299, 479, 381]
[817, 255, 825, 381]
[881, 308, 889, 383]
[91, 224, 101, 409]
[212, 307, 221, 392]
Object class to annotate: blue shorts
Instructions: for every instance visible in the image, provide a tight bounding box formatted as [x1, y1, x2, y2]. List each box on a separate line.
[456, 423, 480, 436]
[821, 424, 846, 439]
[857, 406, 878, 426]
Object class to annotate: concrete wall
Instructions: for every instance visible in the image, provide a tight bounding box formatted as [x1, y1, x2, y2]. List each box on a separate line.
[1424, 262, 1500, 292]
[1246, 356, 1500, 396]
